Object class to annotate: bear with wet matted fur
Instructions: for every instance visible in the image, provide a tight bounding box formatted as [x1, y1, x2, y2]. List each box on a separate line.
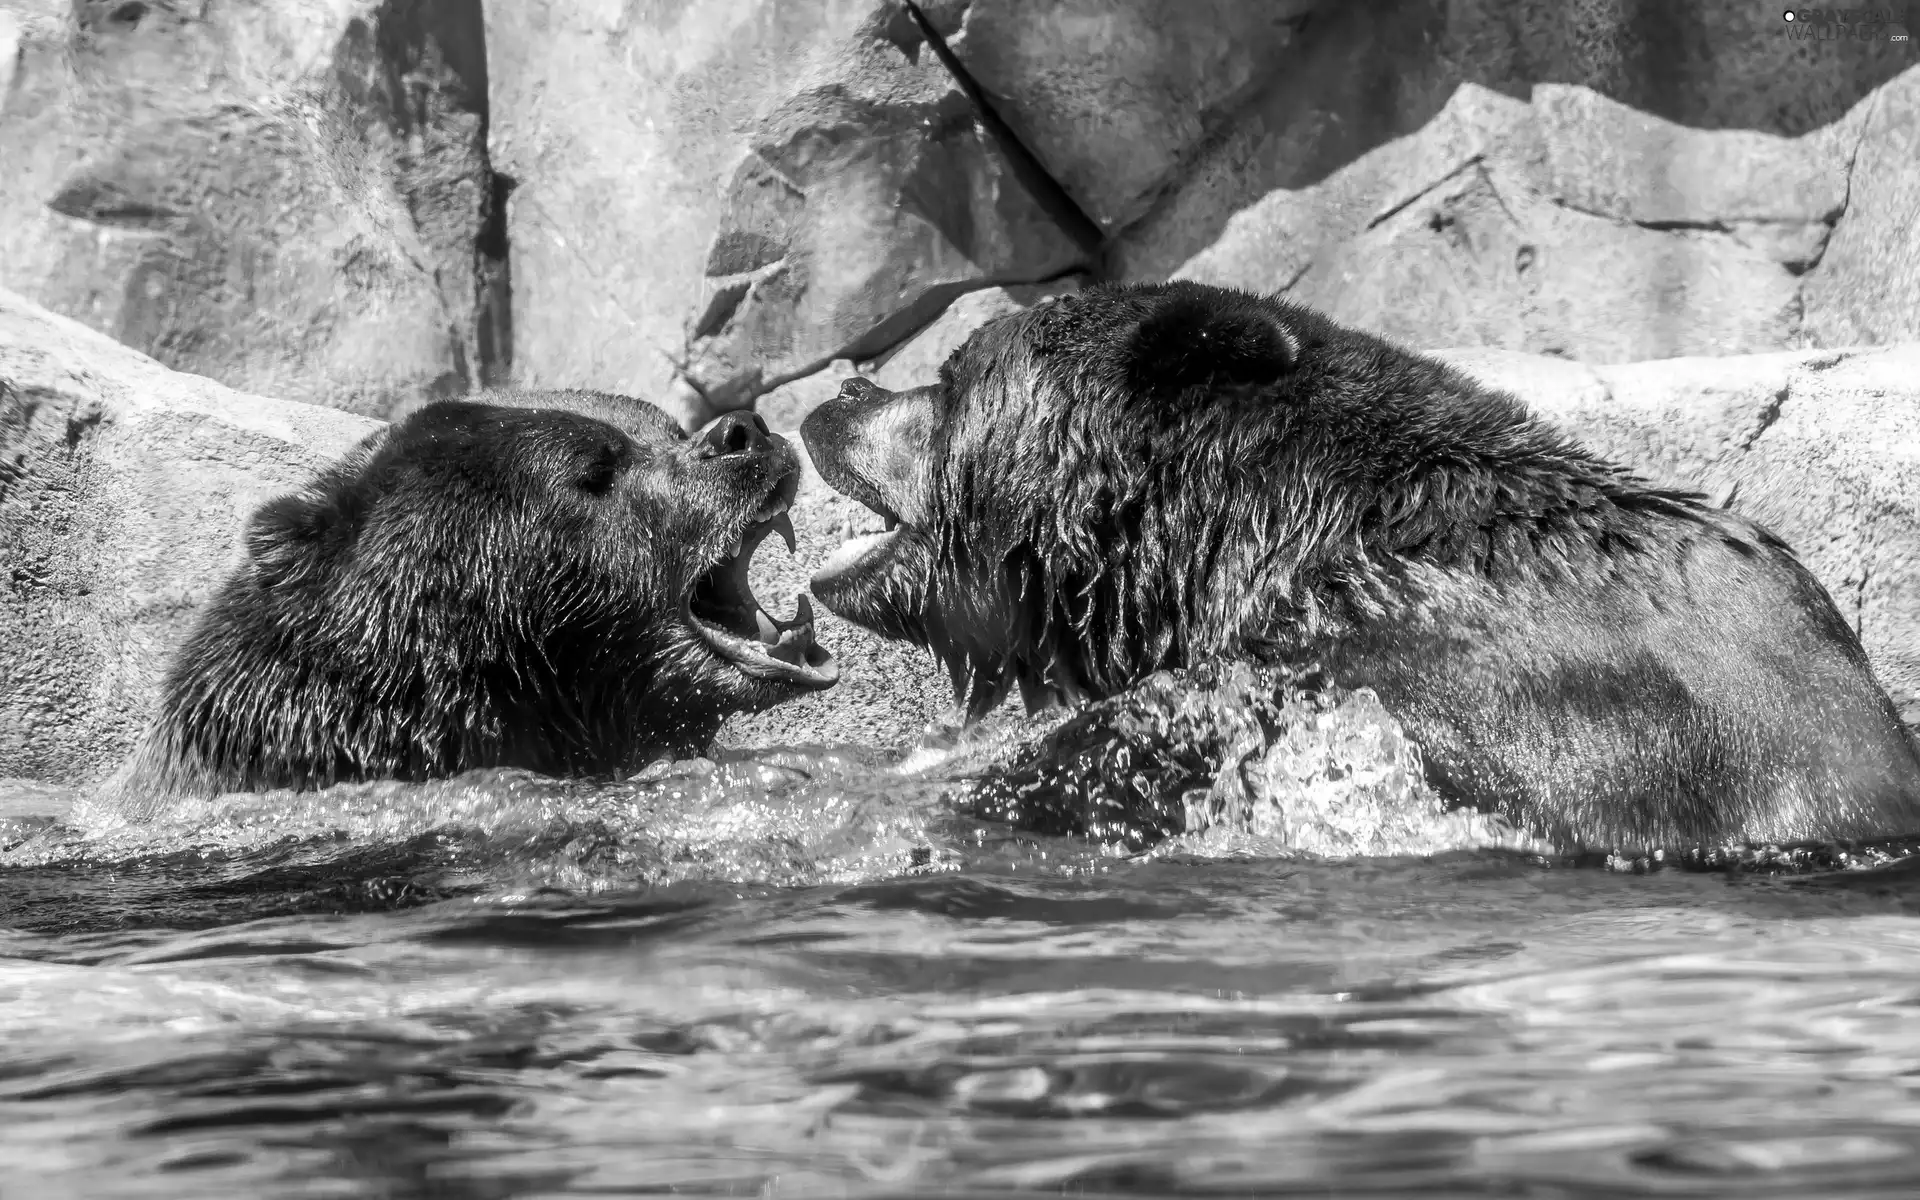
[105, 392, 836, 820]
[800, 281, 1920, 853]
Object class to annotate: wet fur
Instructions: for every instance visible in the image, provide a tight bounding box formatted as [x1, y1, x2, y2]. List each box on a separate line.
[106, 391, 803, 819]
[802, 282, 1920, 850]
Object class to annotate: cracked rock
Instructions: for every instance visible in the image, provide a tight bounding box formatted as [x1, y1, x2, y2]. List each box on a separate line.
[0, 289, 380, 787]
[0, 0, 496, 418]
[1174, 76, 1880, 363]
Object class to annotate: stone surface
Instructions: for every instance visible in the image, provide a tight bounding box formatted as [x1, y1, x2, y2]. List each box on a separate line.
[1174, 78, 1873, 362]
[0, 288, 381, 789]
[0, 0, 499, 419]
[757, 359, 860, 434]
[1533, 83, 1854, 225]
[1114, 0, 1913, 285]
[953, 0, 1316, 235]
[1803, 66, 1920, 347]
[1434, 343, 1920, 724]
[490, 1, 1084, 429]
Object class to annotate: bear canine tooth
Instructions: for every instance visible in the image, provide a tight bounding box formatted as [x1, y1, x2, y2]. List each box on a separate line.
[771, 510, 796, 553]
[754, 610, 780, 644]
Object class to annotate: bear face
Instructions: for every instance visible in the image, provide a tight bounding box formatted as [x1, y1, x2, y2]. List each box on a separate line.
[801, 281, 1920, 850]
[118, 393, 834, 812]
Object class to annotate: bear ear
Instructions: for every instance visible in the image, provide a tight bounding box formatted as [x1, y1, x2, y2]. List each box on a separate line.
[574, 435, 630, 495]
[246, 493, 327, 589]
[1124, 287, 1297, 392]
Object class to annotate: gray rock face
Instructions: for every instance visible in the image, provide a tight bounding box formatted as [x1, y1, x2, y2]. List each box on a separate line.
[1173, 74, 1909, 362]
[1435, 344, 1920, 725]
[487, 0, 880, 422]
[0, 288, 381, 789]
[1802, 66, 1920, 347]
[0, 0, 501, 418]
[953, 0, 1317, 236]
[1112, 0, 1913, 285]
[489, 0, 1082, 428]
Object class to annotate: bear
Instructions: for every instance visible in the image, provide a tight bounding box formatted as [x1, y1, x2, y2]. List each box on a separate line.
[106, 391, 836, 819]
[798, 280, 1920, 853]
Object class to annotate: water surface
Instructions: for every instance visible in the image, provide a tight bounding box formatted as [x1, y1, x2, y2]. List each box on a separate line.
[6, 683, 1920, 1198]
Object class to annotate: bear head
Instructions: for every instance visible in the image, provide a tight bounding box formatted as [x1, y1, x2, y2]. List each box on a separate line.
[130, 392, 835, 806]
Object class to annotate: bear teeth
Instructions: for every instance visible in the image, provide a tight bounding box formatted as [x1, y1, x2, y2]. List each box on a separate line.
[769, 511, 796, 553]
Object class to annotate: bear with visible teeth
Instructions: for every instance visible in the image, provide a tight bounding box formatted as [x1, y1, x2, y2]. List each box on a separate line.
[799, 281, 1920, 852]
[106, 391, 835, 818]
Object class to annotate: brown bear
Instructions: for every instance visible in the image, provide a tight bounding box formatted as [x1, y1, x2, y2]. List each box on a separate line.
[799, 281, 1920, 853]
[108, 391, 836, 819]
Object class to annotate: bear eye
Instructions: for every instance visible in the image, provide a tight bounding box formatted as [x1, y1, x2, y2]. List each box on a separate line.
[576, 437, 629, 494]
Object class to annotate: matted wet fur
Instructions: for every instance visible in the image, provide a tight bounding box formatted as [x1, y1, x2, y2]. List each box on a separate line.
[103, 391, 835, 820]
[800, 281, 1920, 851]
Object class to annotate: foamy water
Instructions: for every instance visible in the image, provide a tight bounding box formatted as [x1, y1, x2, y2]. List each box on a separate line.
[6, 672, 1920, 1197]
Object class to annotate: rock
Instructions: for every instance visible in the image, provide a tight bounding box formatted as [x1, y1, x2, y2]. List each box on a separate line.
[1434, 344, 1920, 724]
[1533, 83, 1855, 226]
[0, 288, 380, 789]
[0, 0, 499, 419]
[1175, 79, 1858, 362]
[757, 360, 860, 434]
[1803, 66, 1920, 347]
[489, 1, 1084, 429]
[673, 11, 1087, 425]
[487, 1, 870, 419]
[952, 0, 1317, 235]
[1172, 83, 1541, 298]
[1115, 0, 1911, 284]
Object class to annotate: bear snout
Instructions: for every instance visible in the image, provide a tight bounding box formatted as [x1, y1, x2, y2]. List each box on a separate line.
[695, 410, 773, 459]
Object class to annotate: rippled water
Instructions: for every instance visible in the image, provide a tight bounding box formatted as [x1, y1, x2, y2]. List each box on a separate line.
[7, 676, 1920, 1198]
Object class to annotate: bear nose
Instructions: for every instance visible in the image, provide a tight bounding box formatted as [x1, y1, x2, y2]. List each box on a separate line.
[695, 409, 772, 459]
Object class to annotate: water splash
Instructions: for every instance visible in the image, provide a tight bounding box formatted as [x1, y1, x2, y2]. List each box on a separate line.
[967, 662, 1546, 859]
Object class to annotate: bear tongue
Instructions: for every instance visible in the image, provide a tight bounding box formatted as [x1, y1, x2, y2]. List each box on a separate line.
[753, 595, 816, 646]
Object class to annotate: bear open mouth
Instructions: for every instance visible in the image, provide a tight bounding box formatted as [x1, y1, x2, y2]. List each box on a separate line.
[683, 483, 839, 689]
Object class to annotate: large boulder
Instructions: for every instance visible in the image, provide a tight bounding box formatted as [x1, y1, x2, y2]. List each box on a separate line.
[1115, 0, 1913, 284]
[1802, 63, 1920, 347]
[0, 0, 500, 419]
[1435, 343, 1920, 725]
[488, 1, 1085, 428]
[0, 288, 379, 788]
[489, 0, 1911, 426]
[1174, 77, 1883, 362]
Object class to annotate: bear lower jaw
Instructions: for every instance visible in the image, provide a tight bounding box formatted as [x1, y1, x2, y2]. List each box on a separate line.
[684, 508, 839, 690]
[684, 591, 838, 687]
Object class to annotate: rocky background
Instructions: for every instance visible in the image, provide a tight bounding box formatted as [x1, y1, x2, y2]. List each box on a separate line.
[2, 0, 1917, 787]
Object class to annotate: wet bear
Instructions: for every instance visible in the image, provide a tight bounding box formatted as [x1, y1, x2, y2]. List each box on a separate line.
[799, 281, 1920, 852]
[109, 392, 835, 818]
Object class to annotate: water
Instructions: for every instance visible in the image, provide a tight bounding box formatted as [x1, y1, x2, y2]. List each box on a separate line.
[7, 672, 1920, 1198]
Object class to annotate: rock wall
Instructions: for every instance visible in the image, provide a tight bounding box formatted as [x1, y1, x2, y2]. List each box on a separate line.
[1173, 80, 1869, 362]
[0, 0, 504, 419]
[0, 288, 379, 787]
[3, 2, 1915, 423]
